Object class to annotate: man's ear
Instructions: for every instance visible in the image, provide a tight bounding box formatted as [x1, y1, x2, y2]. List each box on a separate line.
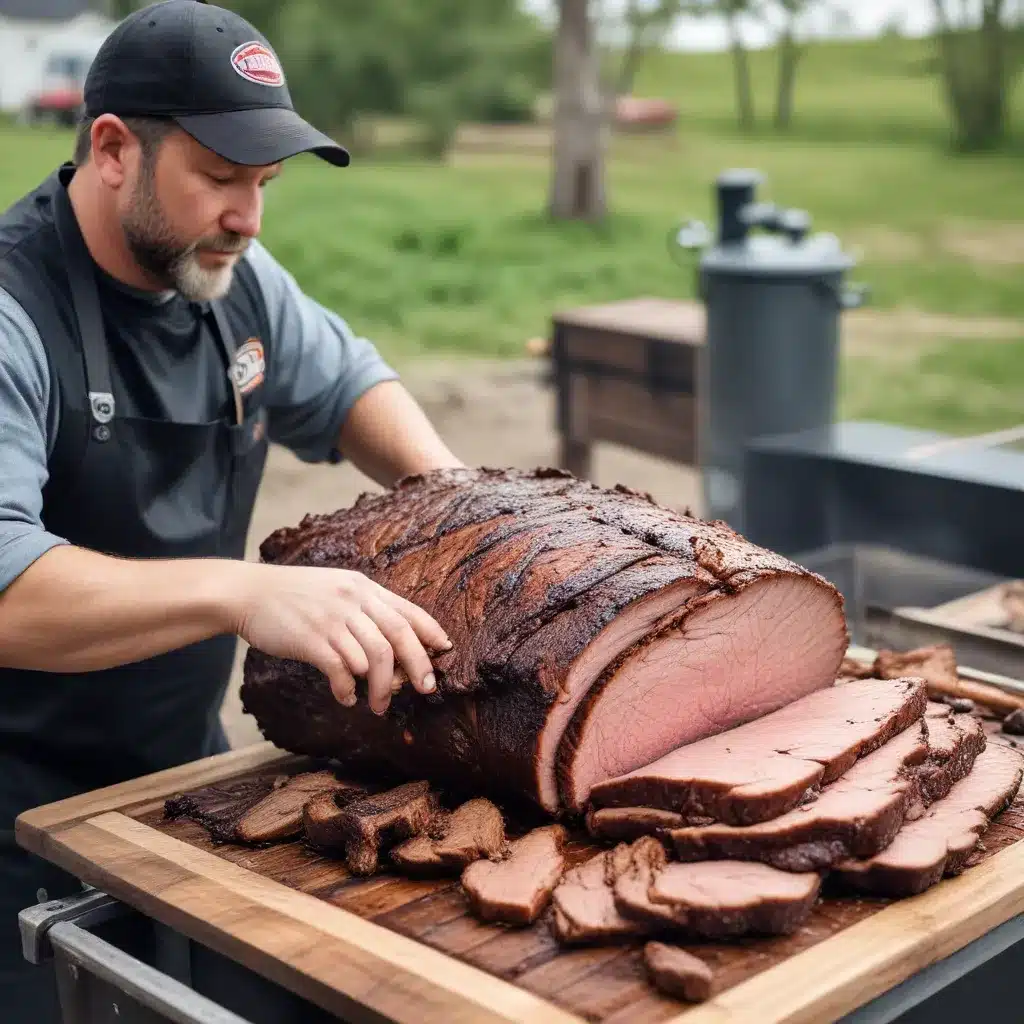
[89, 115, 135, 190]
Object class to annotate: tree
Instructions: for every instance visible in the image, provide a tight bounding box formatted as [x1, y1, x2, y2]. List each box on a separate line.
[548, 0, 609, 221]
[931, 0, 1020, 151]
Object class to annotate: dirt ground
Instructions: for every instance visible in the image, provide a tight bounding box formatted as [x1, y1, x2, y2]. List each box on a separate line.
[219, 356, 704, 748]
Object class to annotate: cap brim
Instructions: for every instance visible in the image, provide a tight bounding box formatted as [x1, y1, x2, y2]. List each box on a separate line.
[174, 107, 350, 167]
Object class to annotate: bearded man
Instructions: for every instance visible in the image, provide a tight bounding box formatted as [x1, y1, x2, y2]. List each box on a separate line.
[0, 2, 465, 1018]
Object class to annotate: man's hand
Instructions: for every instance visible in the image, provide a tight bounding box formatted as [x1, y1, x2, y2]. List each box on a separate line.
[0, 546, 451, 717]
[232, 562, 452, 716]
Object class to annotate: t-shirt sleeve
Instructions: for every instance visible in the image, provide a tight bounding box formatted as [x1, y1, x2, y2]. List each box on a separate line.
[0, 288, 67, 594]
[243, 240, 400, 464]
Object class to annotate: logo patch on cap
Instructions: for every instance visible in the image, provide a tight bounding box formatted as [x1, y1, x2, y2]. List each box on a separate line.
[230, 42, 284, 88]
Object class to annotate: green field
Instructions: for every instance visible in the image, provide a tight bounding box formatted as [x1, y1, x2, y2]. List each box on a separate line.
[2, 33, 1023, 436]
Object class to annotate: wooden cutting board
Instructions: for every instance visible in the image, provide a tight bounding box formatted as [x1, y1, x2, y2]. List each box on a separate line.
[16, 725, 1024, 1024]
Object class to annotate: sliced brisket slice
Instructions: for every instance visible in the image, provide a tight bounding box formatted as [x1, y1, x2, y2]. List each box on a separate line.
[643, 942, 715, 1003]
[588, 677, 928, 826]
[669, 709, 985, 871]
[549, 844, 656, 945]
[874, 644, 959, 691]
[609, 837, 680, 928]
[587, 807, 689, 843]
[461, 824, 568, 926]
[646, 860, 821, 938]
[391, 798, 506, 875]
[303, 780, 440, 875]
[833, 742, 1024, 896]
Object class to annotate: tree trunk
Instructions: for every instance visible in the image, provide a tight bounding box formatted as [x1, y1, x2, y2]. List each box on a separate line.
[725, 12, 755, 131]
[549, 0, 608, 221]
[774, 22, 800, 130]
[932, 0, 1009, 150]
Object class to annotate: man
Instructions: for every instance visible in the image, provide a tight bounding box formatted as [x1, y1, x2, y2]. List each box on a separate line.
[0, 1, 464, 1016]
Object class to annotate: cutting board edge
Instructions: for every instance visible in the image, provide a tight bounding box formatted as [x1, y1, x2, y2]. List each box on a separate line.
[32, 809, 585, 1024]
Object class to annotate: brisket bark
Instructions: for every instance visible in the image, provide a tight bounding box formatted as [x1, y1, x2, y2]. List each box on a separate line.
[239, 468, 848, 815]
[164, 773, 287, 843]
[669, 706, 985, 870]
[832, 742, 1024, 896]
[588, 677, 928, 825]
[461, 824, 568, 925]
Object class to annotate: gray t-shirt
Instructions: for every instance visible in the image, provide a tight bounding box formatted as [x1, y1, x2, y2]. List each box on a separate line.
[0, 238, 398, 593]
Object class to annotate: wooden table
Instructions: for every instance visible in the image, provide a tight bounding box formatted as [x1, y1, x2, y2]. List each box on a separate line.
[550, 297, 705, 480]
[15, 722, 1024, 1024]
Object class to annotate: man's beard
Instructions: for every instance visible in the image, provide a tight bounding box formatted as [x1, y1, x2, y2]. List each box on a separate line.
[120, 166, 249, 302]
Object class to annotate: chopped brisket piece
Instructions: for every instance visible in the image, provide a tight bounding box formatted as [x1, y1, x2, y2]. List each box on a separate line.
[234, 771, 370, 845]
[239, 468, 849, 816]
[462, 824, 568, 926]
[837, 657, 875, 681]
[647, 860, 821, 937]
[643, 943, 715, 1003]
[164, 769, 365, 846]
[549, 844, 655, 945]
[588, 677, 928, 826]
[874, 643, 959, 690]
[304, 780, 440, 875]
[833, 742, 1024, 896]
[164, 773, 287, 843]
[669, 710, 984, 870]
[391, 798, 506, 875]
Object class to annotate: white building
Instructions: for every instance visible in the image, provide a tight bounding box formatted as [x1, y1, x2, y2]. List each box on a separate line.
[0, 1, 117, 116]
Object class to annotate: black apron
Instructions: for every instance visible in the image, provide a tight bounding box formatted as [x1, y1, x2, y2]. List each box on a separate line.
[0, 181, 270, 1021]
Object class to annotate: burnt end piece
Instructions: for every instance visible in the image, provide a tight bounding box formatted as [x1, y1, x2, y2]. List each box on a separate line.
[461, 824, 568, 926]
[391, 798, 507, 876]
[1002, 709, 1024, 736]
[304, 781, 441, 875]
[643, 942, 715, 1003]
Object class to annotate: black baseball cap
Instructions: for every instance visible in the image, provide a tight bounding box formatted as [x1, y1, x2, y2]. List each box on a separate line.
[84, 0, 349, 168]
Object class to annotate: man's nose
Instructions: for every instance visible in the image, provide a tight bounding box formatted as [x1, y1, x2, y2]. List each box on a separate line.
[221, 189, 262, 238]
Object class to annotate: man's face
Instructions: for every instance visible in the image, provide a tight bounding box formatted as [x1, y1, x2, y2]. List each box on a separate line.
[117, 127, 280, 302]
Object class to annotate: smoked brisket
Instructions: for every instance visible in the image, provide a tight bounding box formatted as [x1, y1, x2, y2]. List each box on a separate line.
[391, 797, 507, 875]
[239, 468, 848, 814]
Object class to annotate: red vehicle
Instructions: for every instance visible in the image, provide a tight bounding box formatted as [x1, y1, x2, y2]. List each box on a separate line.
[24, 51, 91, 127]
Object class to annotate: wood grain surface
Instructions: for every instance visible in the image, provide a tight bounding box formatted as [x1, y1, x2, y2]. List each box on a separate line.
[16, 722, 1024, 1023]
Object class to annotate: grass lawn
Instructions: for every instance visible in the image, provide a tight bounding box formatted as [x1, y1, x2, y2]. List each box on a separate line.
[1, 33, 1022, 436]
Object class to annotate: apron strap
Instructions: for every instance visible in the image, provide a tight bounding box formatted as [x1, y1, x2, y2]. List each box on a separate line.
[52, 184, 116, 443]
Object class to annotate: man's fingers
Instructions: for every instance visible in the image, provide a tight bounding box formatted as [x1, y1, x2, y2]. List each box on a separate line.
[346, 612, 395, 716]
[364, 596, 436, 695]
[377, 589, 452, 653]
[308, 640, 358, 707]
[329, 628, 370, 679]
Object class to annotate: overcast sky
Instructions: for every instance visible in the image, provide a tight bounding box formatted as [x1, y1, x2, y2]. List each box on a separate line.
[520, 1, 972, 52]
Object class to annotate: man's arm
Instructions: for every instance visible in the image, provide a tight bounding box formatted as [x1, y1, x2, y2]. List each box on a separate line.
[0, 291, 447, 712]
[243, 241, 464, 486]
[336, 379, 464, 487]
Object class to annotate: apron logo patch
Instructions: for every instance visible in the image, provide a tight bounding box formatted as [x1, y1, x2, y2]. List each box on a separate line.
[229, 339, 266, 395]
[230, 42, 285, 88]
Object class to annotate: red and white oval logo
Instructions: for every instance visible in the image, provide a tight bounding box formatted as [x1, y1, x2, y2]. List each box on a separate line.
[230, 41, 284, 88]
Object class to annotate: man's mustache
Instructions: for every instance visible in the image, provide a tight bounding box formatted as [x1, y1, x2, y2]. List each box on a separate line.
[192, 234, 250, 256]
